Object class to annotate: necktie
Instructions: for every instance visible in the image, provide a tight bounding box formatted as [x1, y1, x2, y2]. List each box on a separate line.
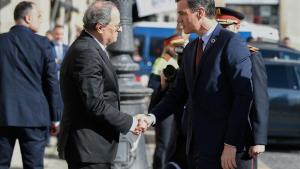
[194, 38, 204, 75]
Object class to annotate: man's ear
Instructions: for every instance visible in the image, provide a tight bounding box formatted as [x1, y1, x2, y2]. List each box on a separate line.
[95, 23, 104, 33]
[23, 15, 31, 24]
[197, 7, 205, 19]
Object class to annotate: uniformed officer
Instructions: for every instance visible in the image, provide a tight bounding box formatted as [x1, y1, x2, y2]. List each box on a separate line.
[216, 7, 269, 169]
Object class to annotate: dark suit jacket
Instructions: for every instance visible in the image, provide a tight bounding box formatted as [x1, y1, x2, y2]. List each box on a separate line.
[151, 25, 253, 163]
[247, 51, 269, 145]
[57, 31, 133, 163]
[0, 25, 61, 127]
[50, 42, 69, 70]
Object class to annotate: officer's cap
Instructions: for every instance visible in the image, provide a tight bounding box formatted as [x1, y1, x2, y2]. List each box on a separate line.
[163, 35, 185, 47]
[215, 7, 245, 25]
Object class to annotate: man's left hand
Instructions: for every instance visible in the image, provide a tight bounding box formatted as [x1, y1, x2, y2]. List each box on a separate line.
[221, 144, 237, 169]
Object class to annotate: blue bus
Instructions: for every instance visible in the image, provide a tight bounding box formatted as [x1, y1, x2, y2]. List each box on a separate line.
[133, 21, 278, 76]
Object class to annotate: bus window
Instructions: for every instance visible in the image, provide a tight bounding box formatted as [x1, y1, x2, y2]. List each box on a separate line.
[260, 49, 279, 59]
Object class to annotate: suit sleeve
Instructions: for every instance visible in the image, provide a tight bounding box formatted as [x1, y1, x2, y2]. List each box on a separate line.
[42, 38, 62, 122]
[72, 48, 132, 134]
[224, 35, 253, 146]
[250, 51, 269, 145]
[150, 55, 188, 123]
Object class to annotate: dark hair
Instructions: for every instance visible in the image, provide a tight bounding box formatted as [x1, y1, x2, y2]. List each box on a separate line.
[14, 1, 34, 21]
[175, 0, 215, 18]
[83, 1, 117, 30]
[53, 24, 64, 30]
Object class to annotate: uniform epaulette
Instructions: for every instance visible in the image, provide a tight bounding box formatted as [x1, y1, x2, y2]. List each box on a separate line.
[248, 45, 259, 53]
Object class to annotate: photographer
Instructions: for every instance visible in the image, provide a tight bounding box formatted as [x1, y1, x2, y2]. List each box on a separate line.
[148, 35, 186, 169]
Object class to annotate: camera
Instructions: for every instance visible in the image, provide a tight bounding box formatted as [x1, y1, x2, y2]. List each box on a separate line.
[174, 46, 184, 66]
[163, 65, 177, 83]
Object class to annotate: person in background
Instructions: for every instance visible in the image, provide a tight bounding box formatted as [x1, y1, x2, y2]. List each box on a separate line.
[148, 35, 185, 169]
[46, 30, 54, 41]
[51, 24, 69, 71]
[216, 6, 269, 169]
[0, 1, 61, 168]
[281, 36, 293, 49]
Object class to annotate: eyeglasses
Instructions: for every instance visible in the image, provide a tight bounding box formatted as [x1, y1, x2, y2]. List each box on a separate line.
[108, 23, 122, 31]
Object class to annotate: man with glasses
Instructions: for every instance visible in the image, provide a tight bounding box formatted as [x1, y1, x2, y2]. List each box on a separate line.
[57, 1, 145, 169]
[216, 7, 269, 169]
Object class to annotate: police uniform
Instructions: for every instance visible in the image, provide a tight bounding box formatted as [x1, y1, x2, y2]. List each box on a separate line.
[148, 35, 184, 90]
[216, 7, 269, 169]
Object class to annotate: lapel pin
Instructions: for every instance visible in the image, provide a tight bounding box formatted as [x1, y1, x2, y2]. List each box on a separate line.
[211, 38, 216, 43]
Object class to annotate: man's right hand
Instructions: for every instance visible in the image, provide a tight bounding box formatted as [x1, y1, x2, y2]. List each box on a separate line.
[249, 145, 265, 157]
[131, 114, 151, 135]
[221, 144, 237, 169]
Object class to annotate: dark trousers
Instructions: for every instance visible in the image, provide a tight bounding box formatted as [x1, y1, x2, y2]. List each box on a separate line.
[0, 127, 48, 169]
[187, 151, 257, 169]
[67, 162, 111, 169]
[153, 115, 174, 169]
[187, 153, 222, 169]
[236, 152, 257, 169]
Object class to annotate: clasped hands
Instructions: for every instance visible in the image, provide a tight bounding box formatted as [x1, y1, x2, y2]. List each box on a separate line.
[132, 114, 154, 135]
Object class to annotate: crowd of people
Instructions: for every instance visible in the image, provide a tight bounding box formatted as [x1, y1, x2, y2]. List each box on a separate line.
[4, 0, 298, 169]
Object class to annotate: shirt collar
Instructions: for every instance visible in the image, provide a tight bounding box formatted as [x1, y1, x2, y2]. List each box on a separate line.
[84, 30, 106, 52]
[199, 21, 218, 46]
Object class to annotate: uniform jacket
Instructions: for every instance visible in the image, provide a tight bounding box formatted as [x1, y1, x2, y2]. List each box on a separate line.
[247, 49, 269, 145]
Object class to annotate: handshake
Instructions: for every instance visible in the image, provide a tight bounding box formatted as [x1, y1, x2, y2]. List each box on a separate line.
[131, 114, 155, 135]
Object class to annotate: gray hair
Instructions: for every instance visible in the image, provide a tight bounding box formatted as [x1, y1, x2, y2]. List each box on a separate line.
[83, 1, 117, 30]
[176, 0, 215, 18]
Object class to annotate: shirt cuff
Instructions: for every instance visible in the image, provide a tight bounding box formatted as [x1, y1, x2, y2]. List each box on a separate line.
[148, 114, 156, 125]
[52, 121, 60, 127]
[129, 116, 138, 132]
[224, 143, 236, 148]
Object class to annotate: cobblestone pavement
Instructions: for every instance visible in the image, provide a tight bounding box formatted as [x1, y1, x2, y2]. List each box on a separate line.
[10, 136, 272, 169]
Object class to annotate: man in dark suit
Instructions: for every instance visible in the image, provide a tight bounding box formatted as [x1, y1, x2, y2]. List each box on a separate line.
[143, 0, 253, 169]
[50, 24, 69, 71]
[0, 1, 61, 169]
[216, 7, 269, 169]
[57, 1, 144, 169]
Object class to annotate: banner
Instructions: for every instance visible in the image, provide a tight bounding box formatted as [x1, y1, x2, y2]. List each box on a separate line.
[226, 0, 279, 4]
[136, 0, 176, 17]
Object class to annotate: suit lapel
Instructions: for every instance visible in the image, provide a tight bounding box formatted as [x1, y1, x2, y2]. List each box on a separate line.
[97, 47, 119, 93]
[82, 31, 119, 94]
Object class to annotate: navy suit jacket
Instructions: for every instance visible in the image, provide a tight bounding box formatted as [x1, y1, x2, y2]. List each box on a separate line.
[0, 25, 61, 127]
[151, 25, 253, 161]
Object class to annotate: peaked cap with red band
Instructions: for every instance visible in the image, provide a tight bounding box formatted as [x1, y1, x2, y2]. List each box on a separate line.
[163, 35, 185, 47]
[215, 7, 245, 25]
